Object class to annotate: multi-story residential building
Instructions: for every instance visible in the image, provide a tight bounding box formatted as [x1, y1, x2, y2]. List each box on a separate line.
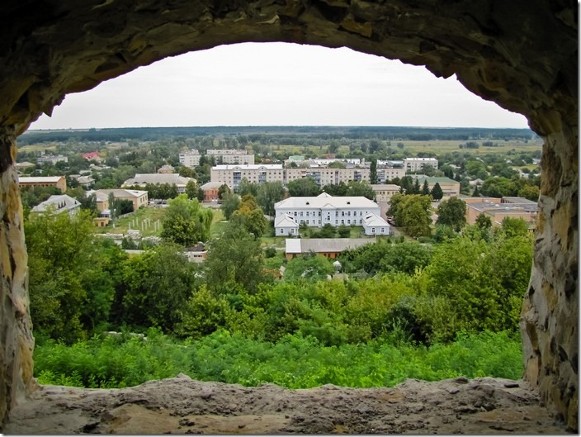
[18, 176, 67, 193]
[122, 173, 193, 193]
[403, 157, 438, 172]
[179, 149, 201, 168]
[211, 161, 407, 190]
[31, 194, 80, 216]
[376, 167, 406, 182]
[211, 164, 284, 189]
[274, 192, 390, 236]
[36, 154, 68, 165]
[207, 149, 255, 165]
[284, 167, 371, 186]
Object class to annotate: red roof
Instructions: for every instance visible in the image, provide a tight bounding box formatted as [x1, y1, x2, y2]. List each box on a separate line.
[82, 152, 100, 160]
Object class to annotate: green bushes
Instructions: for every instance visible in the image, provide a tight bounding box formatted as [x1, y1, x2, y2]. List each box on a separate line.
[35, 330, 523, 389]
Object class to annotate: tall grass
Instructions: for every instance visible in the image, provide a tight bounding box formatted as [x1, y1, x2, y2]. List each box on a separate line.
[34, 330, 523, 389]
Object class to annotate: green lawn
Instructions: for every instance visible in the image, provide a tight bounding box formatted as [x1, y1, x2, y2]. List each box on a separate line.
[93, 206, 166, 237]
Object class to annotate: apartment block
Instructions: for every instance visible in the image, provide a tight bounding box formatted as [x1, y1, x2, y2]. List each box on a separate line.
[207, 149, 254, 165]
[211, 164, 284, 189]
[403, 157, 438, 172]
[179, 149, 201, 168]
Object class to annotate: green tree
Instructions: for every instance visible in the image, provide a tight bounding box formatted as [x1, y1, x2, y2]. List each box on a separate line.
[436, 197, 467, 232]
[346, 181, 375, 200]
[231, 194, 268, 238]
[498, 217, 530, 238]
[370, 158, 378, 184]
[475, 213, 492, 230]
[518, 184, 540, 201]
[237, 178, 258, 197]
[337, 225, 351, 238]
[256, 181, 285, 216]
[220, 192, 241, 220]
[321, 181, 348, 196]
[176, 285, 231, 339]
[430, 182, 444, 200]
[205, 221, 266, 295]
[26, 211, 99, 343]
[287, 177, 321, 197]
[121, 244, 198, 332]
[284, 254, 334, 282]
[185, 179, 199, 200]
[218, 183, 231, 200]
[161, 194, 213, 246]
[388, 193, 432, 238]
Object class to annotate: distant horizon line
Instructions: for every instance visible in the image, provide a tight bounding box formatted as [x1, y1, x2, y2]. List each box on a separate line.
[26, 124, 533, 132]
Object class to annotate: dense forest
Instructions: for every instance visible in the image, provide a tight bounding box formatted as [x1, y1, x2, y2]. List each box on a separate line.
[19, 125, 537, 145]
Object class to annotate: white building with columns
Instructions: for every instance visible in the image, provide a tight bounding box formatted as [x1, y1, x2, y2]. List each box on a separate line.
[274, 192, 390, 236]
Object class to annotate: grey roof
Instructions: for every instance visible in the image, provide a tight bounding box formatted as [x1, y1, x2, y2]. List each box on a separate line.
[96, 189, 148, 199]
[123, 173, 191, 186]
[362, 213, 390, 227]
[275, 192, 378, 210]
[275, 214, 299, 228]
[31, 194, 80, 213]
[286, 238, 375, 254]
[200, 181, 223, 190]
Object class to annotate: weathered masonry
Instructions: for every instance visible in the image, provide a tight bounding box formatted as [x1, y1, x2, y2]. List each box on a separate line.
[0, 0, 577, 431]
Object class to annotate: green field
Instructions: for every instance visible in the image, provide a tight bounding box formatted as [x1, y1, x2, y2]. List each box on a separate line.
[268, 139, 542, 158]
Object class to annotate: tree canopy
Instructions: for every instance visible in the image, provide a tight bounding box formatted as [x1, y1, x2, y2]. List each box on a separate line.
[388, 193, 433, 238]
[436, 197, 467, 232]
[161, 194, 213, 246]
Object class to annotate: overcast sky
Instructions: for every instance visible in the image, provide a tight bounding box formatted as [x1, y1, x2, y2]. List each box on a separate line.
[29, 42, 528, 130]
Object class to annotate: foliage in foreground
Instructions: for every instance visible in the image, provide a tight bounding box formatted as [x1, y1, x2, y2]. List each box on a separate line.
[34, 330, 523, 389]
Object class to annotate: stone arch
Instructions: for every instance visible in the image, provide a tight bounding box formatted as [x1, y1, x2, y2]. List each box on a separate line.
[0, 0, 577, 431]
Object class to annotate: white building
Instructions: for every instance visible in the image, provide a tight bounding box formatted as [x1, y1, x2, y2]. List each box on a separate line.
[207, 149, 254, 165]
[179, 149, 201, 168]
[274, 192, 389, 235]
[403, 157, 438, 172]
[274, 214, 300, 236]
[362, 212, 390, 236]
[211, 164, 284, 189]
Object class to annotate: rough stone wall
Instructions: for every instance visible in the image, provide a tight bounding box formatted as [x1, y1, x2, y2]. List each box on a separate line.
[0, 0, 577, 430]
[0, 129, 35, 426]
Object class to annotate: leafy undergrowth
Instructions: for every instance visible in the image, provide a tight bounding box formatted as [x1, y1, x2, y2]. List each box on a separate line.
[34, 330, 523, 389]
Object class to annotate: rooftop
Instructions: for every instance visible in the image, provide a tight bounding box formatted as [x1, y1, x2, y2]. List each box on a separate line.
[213, 164, 283, 170]
[286, 238, 375, 254]
[275, 192, 378, 210]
